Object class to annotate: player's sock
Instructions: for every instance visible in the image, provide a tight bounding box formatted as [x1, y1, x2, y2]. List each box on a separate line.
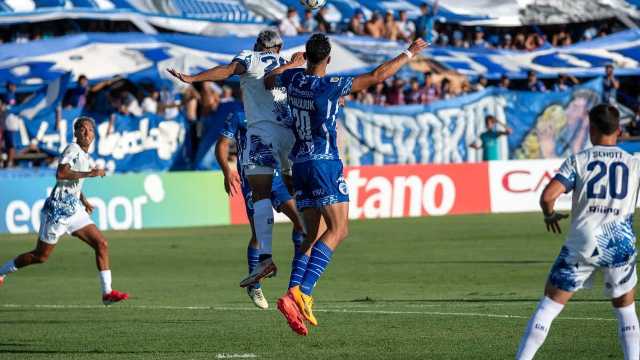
[614, 303, 640, 360]
[288, 230, 308, 289]
[99, 270, 112, 295]
[0, 259, 18, 276]
[253, 199, 274, 260]
[292, 229, 304, 249]
[300, 241, 333, 296]
[247, 245, 261, 289]
[515, 296, 564, 360]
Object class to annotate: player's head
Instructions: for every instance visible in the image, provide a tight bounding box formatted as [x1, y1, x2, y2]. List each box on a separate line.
[254, 29, 283, 53]
[305, 33, 331, 68]
[73, 116, 96, 147]
[485, 115, 497, 129]
[589, 103, 620, 143]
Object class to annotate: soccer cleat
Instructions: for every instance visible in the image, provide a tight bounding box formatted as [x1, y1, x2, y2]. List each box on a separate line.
[289, 285, 318, 326]
[239, 258, 277, 288]
[247, 287, 269, 309]
[102, 290, 129, 305]
[0, 275, 4, 287]
[277, 293, 308, 336]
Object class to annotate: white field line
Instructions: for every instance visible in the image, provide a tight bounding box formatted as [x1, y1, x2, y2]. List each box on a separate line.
[0, 303, 616, 322]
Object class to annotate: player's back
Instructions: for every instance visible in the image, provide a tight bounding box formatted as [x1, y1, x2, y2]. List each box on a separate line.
[560, 145, 640, 266]
[233, 50, 291, 128]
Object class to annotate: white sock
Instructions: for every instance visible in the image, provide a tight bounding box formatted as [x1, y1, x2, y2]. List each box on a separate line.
[99, 270, 112, 295]
[253, 199, 274, 257]
[516, 296, 565, 360]
[614, 303, 640, 360]
[0, 259, 18, 276]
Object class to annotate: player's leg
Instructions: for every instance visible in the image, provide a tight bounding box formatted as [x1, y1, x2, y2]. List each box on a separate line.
[0, 240, 56, 285]
[288, 207, 322, 290]
[606, 262, 639, 360]
[246, 219, 268, 309]
[72, 224, 128, 305]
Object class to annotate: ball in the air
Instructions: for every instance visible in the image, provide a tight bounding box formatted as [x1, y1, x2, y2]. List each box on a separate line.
[299, 0, 327, 10]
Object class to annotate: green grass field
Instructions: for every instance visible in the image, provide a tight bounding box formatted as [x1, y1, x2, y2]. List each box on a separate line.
[0, 213, 631, 359]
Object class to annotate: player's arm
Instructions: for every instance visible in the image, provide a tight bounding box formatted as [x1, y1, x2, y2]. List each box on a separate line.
[540, 180, 569, 234]
[79, 192, 94, 214]
[167, 62, 246, 84]
[214, 136, 241, 196]
[264, 52, 306, 90]
[350, 39, 428, 94]
[56, 164, 105, 181]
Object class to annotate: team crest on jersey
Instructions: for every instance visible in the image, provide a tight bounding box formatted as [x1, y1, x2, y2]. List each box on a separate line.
[330, 77, 340, 83]
[338, 176, 349, 195]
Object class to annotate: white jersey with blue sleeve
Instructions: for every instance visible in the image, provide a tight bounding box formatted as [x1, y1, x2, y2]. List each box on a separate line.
[555, 145, 640, 266]
[232, 50, 292, 128]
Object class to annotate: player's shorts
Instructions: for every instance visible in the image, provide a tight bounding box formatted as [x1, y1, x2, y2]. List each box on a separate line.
[548, 246, 637, 299]
[240, 169, 292, 218]
[242, 123, 294, 176]
[293, 159, 349, 210]
[38, 201, 94, 245]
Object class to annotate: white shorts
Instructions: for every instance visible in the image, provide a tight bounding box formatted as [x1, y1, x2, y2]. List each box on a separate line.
[242, 123, 294, 176]
[548, 246, 637, 299]
[39, 207, 94, 245]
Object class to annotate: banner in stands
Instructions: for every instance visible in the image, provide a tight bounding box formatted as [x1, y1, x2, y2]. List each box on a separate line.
[0, 171, 229, 234]
[339, 79, 603, 166]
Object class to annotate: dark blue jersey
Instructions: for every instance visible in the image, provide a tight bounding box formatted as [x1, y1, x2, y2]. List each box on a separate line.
[220, 110, 247, 174]
[275, 68, 353, 163]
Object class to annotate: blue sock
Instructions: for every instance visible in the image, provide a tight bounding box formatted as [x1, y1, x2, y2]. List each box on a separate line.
[288, 251, 310, 289]
[247, 245, 261, 289]
[292, 229, 304, 249]
[300, 241, 333, 296]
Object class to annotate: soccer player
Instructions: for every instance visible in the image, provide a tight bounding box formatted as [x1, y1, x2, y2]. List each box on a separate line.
[265, 34, 428, 335]
[0, 117, 129, 305]
[215, 109, 306, 309]
[167, 30, 306, 287]
[515, 104, 640, 360]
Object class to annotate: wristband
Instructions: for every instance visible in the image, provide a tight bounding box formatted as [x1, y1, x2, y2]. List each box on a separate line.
[402, 50, 414, 59]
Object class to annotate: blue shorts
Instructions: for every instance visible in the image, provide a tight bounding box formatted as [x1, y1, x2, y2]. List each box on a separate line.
[240, 169, 292, 218]
[293, 160, 349, 210]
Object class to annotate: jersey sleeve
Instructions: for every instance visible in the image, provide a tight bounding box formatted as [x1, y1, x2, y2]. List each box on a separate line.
[59, 144, 80, 166]
[219, 112, 238, 140]
[274, 68, 300, 89]
[554, 155, 577, 193]
[232, 50, 253, 71]
[329, 76, 354, 97]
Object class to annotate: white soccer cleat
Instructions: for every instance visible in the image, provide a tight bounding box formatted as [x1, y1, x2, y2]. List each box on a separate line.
[247, 287, 269, 309]
[239, 258, 277, 288]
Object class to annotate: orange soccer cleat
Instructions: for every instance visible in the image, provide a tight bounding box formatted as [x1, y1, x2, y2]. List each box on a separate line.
[277, 292, 308, 336]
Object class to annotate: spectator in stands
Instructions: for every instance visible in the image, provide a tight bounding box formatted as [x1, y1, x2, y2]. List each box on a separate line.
[301, 9, 317, 33]
[452, 30, 466, 48]
[440, 78, 455, 100]
[623, 106, 640, 139]
[502, 34, 513, 49]
[315, 7, 331, 33]
[396, 10, 415, 42]
[473, 27, 488, 48]
[499, 74, 511, 89]
[473, 75, 488, 91]
[2, 81, 17, 107]
[0, 98, 15, 167]
[603, 64, 619, 104]
[423, 71, 440, 104]
[513, 33, 527, 50]
[582, 26, 598, 41]
[365, 13, 384, 38]
[372, 83, 387, 106]
[470, 115, 512, 161]
[553, 74, 579, 92]
[355, 89, 373, 105]
[279, 7, 302, 36]
[63, 74, 89, 109]
[387, 78, 406, 105]
[525, 33, 545, 51]
[526, 70, 547, 92]
[141, 87, 160, 115]
[415, 1, 439, 44]
[107, 92, 136, 134]
[220, 85, 234, 104]
[552, 27, 572, 47]
[405, 78, 424, 105]
[383, 11, 400, 41]
[348, 10, 366, 36]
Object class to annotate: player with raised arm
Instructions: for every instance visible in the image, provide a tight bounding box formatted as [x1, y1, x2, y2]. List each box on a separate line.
[215, 109, 306, 309]
[515, 104, 640, 360]
[265, 34, 428, 335]
[0, 117, 129, 305]
[167, 30, 306, 288]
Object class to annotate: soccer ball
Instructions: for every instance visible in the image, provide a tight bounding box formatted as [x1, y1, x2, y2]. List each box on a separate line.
[299, 0, 327, 10]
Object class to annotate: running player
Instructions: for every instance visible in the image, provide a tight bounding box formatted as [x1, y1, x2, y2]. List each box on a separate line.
[265, 34, 428, 335]
[0, 117, 129, 305]
[516, 104, 640, 360]
[167, 30, 306, 287]
[215, 109, 305, 309]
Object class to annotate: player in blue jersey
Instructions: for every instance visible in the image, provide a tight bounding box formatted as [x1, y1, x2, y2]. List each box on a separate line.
[516, 104, 640, 360]
[216, 109, 306, 309]
[265, 34, 428, 335]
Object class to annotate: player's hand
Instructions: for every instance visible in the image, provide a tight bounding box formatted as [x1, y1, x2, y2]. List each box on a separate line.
[83, 201, 94, 215]
[166, 68, 192, 84]
[289, 52, 306, 67]
[224, 171, 242, 197]
[89, 168, 106, 178]
[544, 212, 569, 234]
[407, 38, 429, 57]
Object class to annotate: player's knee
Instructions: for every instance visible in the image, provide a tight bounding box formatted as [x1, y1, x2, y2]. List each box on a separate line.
[32, 251, 49, 264]
[338, 224, 349, 242]
[95, 238, 109, 254]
